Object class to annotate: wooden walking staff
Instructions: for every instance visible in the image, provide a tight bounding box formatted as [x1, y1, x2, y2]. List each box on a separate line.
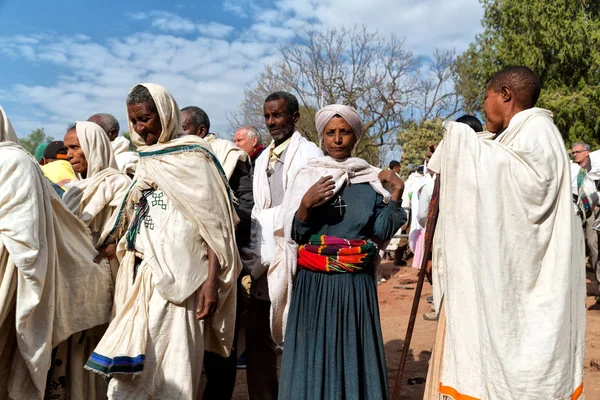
[391, 176, 441, 400]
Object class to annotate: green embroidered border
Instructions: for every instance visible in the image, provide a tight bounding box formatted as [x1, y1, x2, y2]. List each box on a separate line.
[101, 179, 137, 247]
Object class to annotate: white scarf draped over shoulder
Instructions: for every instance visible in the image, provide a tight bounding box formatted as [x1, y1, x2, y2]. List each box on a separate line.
[251, 131, 323, 279]
[62, 121, 132, 247]
[268, 156, 390, 344]
[112, 136, 130, 155]
[204, 134, 249, 180]
[0, 142, 112, 399]
[112, 136, 140, 175]
[427, 108, 585, 399]
[121, 83, 241, 355]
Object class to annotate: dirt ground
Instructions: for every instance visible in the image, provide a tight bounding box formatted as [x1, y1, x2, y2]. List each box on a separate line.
[231, 260, 600, 399]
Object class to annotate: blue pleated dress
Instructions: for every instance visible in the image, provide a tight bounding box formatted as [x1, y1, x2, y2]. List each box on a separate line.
[278, 183, 407, 400]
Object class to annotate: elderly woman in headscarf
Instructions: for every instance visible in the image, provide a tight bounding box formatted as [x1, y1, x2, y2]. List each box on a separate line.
[268, 104, 407, 399]
[85, 83, 241, 399]
[62, 121, 132, 276]
[49, 124, 132, 400]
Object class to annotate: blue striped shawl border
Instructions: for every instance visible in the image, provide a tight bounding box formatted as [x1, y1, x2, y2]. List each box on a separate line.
[85, 352, 145, 376]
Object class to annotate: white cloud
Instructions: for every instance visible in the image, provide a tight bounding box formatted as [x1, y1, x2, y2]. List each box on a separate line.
[197, 22, 235, 38]
[125, 12, 148, 21]
[223, 0, 251, 18]
[148, 11, 197, 33]
[2, 0, 484, 139]
[0, 31, 276, 138]
[308, 0, 483, 55]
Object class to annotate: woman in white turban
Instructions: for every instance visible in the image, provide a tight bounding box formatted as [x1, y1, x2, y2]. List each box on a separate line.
[268, 104, 407, 399]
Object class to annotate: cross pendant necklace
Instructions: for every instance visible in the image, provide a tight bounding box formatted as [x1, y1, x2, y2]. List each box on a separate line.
[333, 195, 346, 216]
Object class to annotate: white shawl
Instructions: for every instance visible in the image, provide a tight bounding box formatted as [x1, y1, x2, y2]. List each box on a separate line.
[204, 133, 249, 180]
[0, 142, 112, 400]
[108, 83, 240, 356]
[427, 108, 585, 399]
[112, 136, 139, 175]
[0, 105, 18, 143]
[250, 131, 323, 278]
[587, 149, 600, 181]
[63, 121, 132, 247]
[268, 156, 390, 344]
[112, 136, 130, 155]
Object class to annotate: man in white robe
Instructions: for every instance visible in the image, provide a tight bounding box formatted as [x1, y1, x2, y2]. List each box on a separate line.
[247, 91, 322, 399]
[88, 113, 139, 176]
[424, 66, 585, 399]
[0, 112, 112, 400]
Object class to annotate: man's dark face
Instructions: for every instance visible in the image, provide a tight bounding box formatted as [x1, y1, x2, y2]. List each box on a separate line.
[263, 98, 298, 144]
[181, 111, 208, 138]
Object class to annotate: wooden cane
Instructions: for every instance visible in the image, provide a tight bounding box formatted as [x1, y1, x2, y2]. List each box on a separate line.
[391, 177, 441, 400]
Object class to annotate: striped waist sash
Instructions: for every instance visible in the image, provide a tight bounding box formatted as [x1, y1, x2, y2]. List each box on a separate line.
[297, 235, 377, 274]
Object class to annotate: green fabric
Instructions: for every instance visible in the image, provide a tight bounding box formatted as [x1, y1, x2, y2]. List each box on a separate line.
[292, 182, 406, 244]
[278, 269, 388, 400]
[35, 143, 47, 162]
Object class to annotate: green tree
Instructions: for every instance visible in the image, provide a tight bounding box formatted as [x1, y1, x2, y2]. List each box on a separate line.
[20, 128, 54, 155]
[397, 119, 443, 178]
[454, 0, 600, 147]
[232, 27, 459, 167]
[231, 26, 417, 166]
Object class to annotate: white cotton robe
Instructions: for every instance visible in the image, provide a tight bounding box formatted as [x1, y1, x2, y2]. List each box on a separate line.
[86, 83, 241, 400]
[0, 106, 18, 143]
[47, 122, 131, 400]
[251, 131, 323, 278]
[112, 136, 140, 175]
[0, 142, 112, 400]
[426, 108, 585, 400]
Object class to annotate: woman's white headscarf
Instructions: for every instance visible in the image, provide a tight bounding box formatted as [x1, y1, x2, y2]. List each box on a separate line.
[315, 104, 364, 144]
[63, 121, 130, 247]
[74, 121, 119, 179]
[0, 105, 18, 143]
[127, 83, 184, 149]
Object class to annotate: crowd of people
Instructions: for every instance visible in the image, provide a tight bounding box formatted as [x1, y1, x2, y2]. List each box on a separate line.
[0, 65, 589, 400]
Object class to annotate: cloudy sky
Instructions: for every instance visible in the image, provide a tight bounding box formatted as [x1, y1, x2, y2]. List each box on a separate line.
[0, 0, 484, 140]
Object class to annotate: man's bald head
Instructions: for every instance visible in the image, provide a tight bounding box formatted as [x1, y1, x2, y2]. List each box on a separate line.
[486, 66, 541, 109]
[88, 113, 120, 141]
[483, 66, 542, 133]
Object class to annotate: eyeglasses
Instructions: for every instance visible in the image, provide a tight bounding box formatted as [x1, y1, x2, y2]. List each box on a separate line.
[572, 150, 589, 155]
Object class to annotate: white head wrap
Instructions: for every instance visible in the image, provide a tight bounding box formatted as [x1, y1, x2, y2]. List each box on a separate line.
[74, 121, 119, 179]
[315, 104, 364, 144]
[127, 83, 184, 148]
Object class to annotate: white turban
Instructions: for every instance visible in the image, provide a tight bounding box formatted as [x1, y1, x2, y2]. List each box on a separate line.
[315, 104, 364, 144]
